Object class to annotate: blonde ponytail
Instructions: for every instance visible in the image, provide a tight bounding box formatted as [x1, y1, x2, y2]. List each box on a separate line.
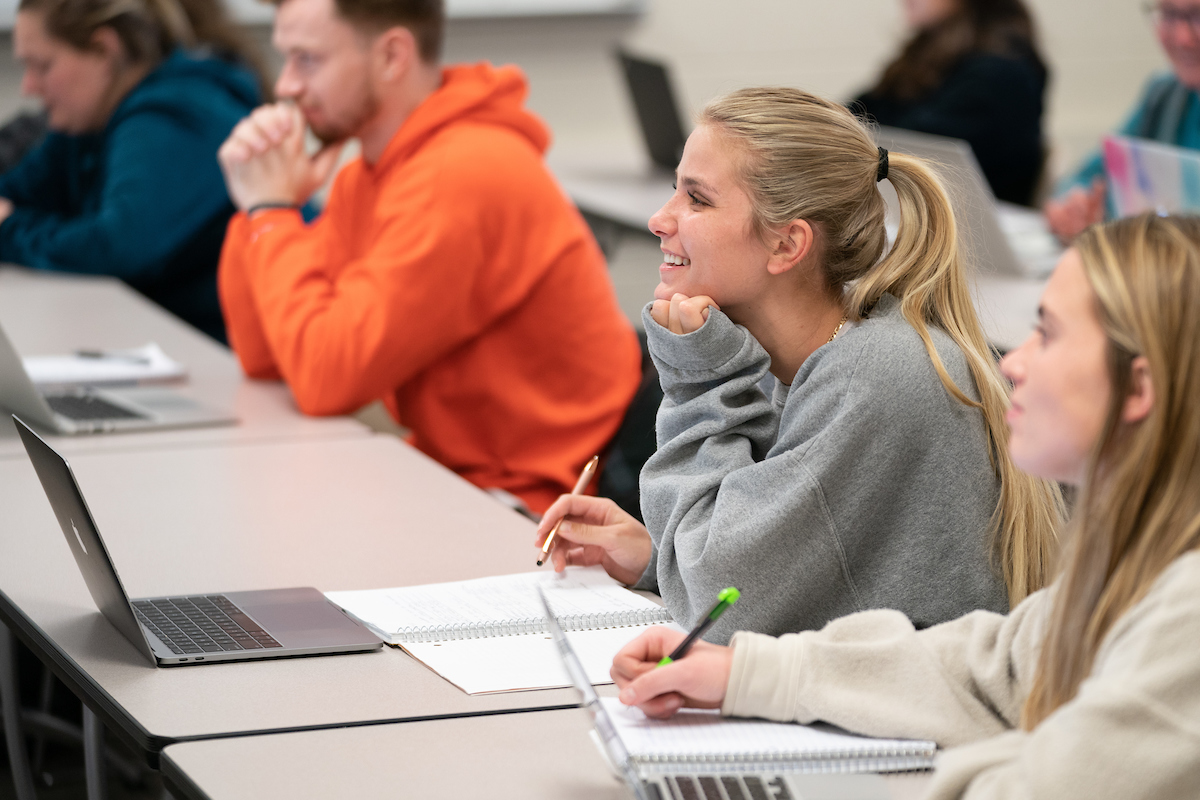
[701, 87, 1063, 604]
[849, 152, 1063, 604]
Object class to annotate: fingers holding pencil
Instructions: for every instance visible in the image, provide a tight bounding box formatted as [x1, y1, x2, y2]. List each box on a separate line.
[534, 493, 653, 585]
[536, 456, 599, 567]
[611, 627, 732, 719]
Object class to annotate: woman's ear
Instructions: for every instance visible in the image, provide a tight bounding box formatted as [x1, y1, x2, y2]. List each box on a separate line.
[766, 219, 815, 276]
[89, 26, 123, 63]
[1121, 355, 1155, 424]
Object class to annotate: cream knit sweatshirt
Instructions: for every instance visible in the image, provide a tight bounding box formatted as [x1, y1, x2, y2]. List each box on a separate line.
[722, 550, 1200, 799]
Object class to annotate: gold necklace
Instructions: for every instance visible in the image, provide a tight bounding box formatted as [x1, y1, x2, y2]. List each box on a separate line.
[826, 315, 849, 344]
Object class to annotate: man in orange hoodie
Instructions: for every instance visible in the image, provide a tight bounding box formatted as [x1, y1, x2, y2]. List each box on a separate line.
[216, 0, 641, 514]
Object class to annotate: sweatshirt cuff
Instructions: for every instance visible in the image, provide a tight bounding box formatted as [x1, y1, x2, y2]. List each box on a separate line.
[641, 304, 750, 372]
[722, 630, 808, 722]
[631, 543, 659, 592]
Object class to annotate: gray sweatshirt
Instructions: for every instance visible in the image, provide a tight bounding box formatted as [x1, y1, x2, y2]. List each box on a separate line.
[723, 550, 1200, 800]
[636, 294, 1007, 643]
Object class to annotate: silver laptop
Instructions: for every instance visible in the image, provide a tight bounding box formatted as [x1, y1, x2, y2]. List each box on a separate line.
[537, 588, 890, 800]
[0, 320, 235, 434]
[874, 126, 1062, 279]
[15, 415, 382, 666]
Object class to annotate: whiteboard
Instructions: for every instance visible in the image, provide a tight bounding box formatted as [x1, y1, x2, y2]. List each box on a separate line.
[0, 0, 645, 27]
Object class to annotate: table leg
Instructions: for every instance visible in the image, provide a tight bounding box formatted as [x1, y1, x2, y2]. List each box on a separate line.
[82, 706, 108, 800]
[0, 624, 38, 800]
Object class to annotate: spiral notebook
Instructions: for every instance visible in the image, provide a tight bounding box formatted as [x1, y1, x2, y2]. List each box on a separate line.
[325, 567, 678, 694]
[602, 698, 936, 775]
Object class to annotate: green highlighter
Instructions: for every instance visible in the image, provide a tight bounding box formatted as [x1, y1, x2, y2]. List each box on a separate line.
[657, 587, 740, 666]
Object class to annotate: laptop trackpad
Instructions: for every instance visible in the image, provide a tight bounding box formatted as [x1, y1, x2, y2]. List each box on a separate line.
[225, 587, 378, 647]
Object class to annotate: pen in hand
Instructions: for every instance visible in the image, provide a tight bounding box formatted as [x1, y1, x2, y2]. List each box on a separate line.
[537, 455, 600, 567]
[658, 587, 739, 666]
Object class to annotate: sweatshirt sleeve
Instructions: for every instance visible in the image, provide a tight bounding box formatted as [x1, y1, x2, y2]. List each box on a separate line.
[0, 135, 71, 211]
[927, 557, 1200, 800]
[217, 210, 286, 380]
[725, 554, 1200, 800]
[217, 140, 559, 416]
[722, 590, 1050, 748]
[0, 107, 232, 282]
[636, 308, 817, 638]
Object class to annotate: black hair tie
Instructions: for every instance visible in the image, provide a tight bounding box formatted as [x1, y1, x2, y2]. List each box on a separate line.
[876, 147, 889, 183]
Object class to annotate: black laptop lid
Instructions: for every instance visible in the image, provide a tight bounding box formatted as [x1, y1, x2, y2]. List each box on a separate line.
[14, 415, 155, 662]
[618, 51, 688, 171]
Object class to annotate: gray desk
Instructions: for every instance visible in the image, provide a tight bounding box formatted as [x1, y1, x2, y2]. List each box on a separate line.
[0, 435, 594, 767]
[159, 709, 934, 800]
[0, 266, 369, 458]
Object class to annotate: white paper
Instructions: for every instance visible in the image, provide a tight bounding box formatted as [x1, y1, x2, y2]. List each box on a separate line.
[325, 566, 668, 641]
[23, 343, 186, 386]
[401, 624, 682, 694]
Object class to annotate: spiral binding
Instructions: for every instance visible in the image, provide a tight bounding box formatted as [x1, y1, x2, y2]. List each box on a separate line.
[633, 744, 935, 775]
[393, 606, 673, 643]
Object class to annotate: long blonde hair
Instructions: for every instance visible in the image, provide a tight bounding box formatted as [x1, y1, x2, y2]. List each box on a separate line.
[700, 87, 1063, 605]
[1022, 213, 1200, 727]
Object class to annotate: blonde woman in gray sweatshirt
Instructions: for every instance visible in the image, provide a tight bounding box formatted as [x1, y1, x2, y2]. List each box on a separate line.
[609, 213, 1200, 800]
[537, 87, 1061, 642]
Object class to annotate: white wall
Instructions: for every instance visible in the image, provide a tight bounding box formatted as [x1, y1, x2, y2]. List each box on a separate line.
[0, 0, 1170, 186]
[444, 0, 1168, 186]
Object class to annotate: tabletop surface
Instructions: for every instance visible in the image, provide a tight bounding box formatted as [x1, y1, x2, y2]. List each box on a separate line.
[160, 708, 935, 800]
[0, 266, 368, 459]
[0, 422, 597, 763]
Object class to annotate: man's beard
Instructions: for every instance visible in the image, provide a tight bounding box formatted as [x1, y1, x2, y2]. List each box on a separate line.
[306, 81, 381, 145]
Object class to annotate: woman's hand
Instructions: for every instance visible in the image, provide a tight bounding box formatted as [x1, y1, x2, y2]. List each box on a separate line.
[534, 495, 652, 586]
[611, 627, 734, 719]
[651, 293, 719, 334]
[1044, 177, 1105, 243]
[0, 197, 15, 225]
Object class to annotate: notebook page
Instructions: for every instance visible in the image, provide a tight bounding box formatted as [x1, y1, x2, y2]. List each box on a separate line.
[601, 698, 935, 763]
[325, 566, 666, 641]
[401, 624, 686, 694]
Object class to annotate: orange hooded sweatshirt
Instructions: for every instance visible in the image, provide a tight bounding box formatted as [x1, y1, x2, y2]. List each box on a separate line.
[219, 63, 642, 512]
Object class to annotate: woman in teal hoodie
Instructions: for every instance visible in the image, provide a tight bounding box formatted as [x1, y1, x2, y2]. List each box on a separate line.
[0, 0, 267, 342]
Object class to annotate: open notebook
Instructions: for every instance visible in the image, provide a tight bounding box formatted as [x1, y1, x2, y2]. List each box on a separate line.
[325, 567, 680, 694]
[601, 698, 936, 775]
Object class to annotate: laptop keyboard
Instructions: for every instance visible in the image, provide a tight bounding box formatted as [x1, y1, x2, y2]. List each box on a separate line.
[647, 775, 793, 800]
[133, 595, 282, 655]
[45, 393, 147, 421]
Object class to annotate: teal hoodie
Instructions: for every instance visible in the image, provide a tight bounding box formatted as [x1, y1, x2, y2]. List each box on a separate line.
[0, 49, 260, 342]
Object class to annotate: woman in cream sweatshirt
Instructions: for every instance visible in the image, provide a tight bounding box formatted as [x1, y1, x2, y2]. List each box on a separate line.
[610, 212, 1200, 800]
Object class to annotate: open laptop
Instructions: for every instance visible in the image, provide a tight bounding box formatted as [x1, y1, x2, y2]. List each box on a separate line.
[1103, 133, 1200, 217]
[14, 415, 382, 666]
[874, 126, 1062, 278]
[618, 50, 689, 172]
[0, 320, 235, 434]
[537, 588, 890, 800]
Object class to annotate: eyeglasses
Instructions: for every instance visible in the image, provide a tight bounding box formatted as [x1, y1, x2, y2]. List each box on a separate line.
[1144, 2, 1200, 34]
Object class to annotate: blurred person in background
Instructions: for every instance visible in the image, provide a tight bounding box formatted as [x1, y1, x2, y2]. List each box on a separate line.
[1045, 0, 1200, 241]
[852, 0, 1048, 206]
[0, 0, 268, 342]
